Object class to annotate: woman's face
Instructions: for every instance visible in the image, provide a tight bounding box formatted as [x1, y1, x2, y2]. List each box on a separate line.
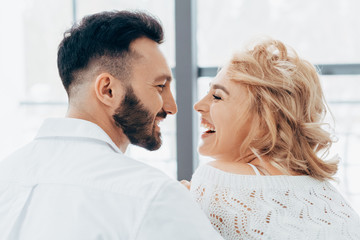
[194, 65, 254, 161]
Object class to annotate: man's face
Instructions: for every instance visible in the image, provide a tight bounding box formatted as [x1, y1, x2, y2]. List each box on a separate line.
[113, 37, 177, 151]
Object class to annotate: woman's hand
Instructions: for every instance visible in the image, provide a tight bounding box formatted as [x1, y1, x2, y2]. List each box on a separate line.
[180, 180, 191, 190]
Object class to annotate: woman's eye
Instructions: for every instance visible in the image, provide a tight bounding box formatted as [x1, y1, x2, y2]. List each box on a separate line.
[212, 94, 222, 100]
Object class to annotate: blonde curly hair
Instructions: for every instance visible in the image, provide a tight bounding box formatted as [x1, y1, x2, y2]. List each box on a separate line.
[228, 38, 338, 180]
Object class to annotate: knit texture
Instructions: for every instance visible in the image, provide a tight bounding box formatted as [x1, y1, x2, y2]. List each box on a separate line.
[190, 164, 360, 240]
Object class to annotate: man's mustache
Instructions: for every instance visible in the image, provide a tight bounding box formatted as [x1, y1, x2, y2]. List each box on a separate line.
[156, 110, 167, 119]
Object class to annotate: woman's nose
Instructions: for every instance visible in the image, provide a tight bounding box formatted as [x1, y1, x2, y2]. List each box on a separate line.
[194, 96, 207, 113]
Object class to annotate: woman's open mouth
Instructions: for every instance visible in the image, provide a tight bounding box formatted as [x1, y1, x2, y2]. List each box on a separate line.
[200, 121, 216, 137]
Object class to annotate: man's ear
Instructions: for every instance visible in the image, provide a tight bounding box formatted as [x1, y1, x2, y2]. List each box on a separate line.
[94, 73, 124, 107]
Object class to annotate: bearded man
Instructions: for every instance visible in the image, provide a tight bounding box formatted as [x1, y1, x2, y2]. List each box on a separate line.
[0, 10, 222, 240]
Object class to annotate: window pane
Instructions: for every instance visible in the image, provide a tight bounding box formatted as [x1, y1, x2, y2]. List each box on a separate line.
[22, 0, 73, 102]
[0, 0, 72, 159]
[321, 75, 360, 213]
[197, 0, 360, 66]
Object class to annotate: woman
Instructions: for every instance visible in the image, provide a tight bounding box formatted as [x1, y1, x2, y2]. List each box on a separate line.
[189, 38, 360, 239]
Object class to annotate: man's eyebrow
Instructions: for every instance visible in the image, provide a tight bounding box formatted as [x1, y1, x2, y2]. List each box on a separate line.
[154, 74, 172, 83]
[211, 84, 230, 95]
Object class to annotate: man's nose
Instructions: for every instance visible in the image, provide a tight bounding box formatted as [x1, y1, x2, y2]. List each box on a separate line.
[163, 91, 177, 115]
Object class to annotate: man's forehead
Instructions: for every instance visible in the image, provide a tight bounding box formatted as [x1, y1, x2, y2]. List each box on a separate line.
[130, 46, 159, 64]
[128, 37, 172, 78]
[127, 48, 143, 61]
[129, 37, 159, 55]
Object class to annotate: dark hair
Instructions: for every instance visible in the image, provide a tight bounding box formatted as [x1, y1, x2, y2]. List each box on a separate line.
[57, 10, 164, 94]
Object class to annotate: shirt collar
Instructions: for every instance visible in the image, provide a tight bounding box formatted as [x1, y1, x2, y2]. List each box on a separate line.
[35, 118, 122, 153]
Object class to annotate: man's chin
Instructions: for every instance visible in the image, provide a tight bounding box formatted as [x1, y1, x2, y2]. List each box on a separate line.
[148, 142, 161, 151]
[133, 134, 162, 151]
[142, 140, 162, 151]
[148, 134, 162, 151]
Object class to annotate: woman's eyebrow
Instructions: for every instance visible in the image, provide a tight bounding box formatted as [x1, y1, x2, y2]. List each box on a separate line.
[211, 84, 230, 95]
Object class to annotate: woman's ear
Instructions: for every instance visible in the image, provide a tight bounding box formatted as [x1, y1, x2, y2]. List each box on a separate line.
[94, 73, 124, 107]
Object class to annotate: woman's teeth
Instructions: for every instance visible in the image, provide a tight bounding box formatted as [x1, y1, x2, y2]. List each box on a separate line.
[201, 123, 216, 132]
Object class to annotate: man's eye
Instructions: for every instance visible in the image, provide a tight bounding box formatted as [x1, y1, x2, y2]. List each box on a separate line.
[212, 94, 221, 100]
[157, 85, 166, 92]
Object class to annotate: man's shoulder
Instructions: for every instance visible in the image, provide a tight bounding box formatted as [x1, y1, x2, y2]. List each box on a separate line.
[95, 152, 172, 184]
[58, 150, 176, 197]
[0, 143, 176, 198]
[0, 142, 35, 178]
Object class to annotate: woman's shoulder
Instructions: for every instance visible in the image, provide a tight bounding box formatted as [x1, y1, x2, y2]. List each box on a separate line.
[192, 161, 324, 190]
[207, 161, 258, 175]
[191, 161, 257, 184]
[191, 162, 262, 189]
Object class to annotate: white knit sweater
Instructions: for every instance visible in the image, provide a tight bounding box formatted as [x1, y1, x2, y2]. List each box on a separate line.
[190, 164, 360, 240]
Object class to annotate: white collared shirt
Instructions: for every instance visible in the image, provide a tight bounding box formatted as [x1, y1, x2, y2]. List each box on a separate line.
[0, 118, 222, 240]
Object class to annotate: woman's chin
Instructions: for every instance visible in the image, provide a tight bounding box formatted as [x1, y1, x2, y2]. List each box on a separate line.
[198, 144, 213, 157]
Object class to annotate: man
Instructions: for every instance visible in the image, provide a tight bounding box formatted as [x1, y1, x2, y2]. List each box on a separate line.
[0, 11, 222, 240]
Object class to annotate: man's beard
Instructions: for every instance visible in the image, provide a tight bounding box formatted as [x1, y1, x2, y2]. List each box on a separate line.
[112, 87, 167, 151]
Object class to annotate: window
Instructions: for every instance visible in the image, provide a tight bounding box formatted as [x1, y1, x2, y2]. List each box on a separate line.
[197, 0, 360, 66]
[0, 0, 72, 159]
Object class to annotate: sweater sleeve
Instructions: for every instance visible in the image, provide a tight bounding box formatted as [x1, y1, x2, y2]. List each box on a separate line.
[135, 180, 223, 240]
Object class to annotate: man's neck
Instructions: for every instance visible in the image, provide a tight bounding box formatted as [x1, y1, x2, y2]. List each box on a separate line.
[66, 108, 130, 153]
